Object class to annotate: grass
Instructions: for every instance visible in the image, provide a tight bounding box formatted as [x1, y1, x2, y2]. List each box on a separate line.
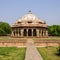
[33, 37, 60, 40]
[0, 36, 60, 40]
[0, 37, 19, 40]
[0, 36, 28, 40]
[0, 47, 26, 60]
[37, 47, 60, 60]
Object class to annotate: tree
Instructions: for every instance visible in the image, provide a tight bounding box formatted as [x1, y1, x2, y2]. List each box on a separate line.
[0, 22, 12, 36]
[48, 25, 60, 36]
[0, 28, 5, 36]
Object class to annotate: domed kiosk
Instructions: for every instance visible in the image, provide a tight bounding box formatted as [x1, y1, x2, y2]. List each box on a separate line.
[11, 11, 48, 37]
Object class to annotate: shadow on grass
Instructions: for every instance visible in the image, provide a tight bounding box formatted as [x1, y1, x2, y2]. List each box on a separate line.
[55, 46, 60, 56]
[0, 52, 10, 56]
[55, 52, 60, 56]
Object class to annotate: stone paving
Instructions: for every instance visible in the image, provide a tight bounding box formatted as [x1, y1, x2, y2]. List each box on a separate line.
[25, 39, 43, 60]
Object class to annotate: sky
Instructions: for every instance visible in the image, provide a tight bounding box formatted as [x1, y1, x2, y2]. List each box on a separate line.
[0, 0, 60, 26]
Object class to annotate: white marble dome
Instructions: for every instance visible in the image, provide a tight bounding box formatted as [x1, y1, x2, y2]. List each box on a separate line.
[17, 11, 45, 24]
[21, 13, 38, 21]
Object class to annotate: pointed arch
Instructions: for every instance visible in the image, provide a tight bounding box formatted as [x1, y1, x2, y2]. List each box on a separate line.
[28, 29, 32, 36]
[23, 29, 27, 36]
[33, 29, 37, 36]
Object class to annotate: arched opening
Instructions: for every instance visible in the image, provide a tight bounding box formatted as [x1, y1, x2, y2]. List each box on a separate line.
[23, 29, 27, 36]
[44, 30, 46, 36]
[28, 29, 32, 36]
[13, 31, 15, 36]
[33, 29, 37, 36]
[19, 29, 21, 36]
[42, 30, 43, 36]
[39, 29, 41, 36]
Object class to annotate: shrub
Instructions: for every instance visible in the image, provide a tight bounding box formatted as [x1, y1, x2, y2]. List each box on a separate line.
[57, 45, 60, 56]
[0, 22, 12, 36]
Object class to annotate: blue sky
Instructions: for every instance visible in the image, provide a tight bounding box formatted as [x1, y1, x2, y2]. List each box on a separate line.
[0, 0, 60, 25]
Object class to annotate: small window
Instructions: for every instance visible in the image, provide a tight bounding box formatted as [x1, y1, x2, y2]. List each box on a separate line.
[18, 22, 21, 24]
[39, 22, 42, 24]
[28, 21, 32, 23]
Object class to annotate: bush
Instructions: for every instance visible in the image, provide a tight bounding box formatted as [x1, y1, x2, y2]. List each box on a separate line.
[48, 25, 60, 36]
[57, 46, 60, 55]
[0, 28, 6, 36]
[0, 22, 12, 36]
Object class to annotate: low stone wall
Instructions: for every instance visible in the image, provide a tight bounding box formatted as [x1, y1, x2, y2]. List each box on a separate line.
[34, 43, 59, 47]
[34, 40, 60, 47]
[0, 42, 26, 47]
[0, 40, 27, 47]
[0, 40, 60, 47]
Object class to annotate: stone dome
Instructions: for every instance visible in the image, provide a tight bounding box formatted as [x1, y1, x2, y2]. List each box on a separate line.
[17, 11, 45, 24]
[21, 13, 38, 21]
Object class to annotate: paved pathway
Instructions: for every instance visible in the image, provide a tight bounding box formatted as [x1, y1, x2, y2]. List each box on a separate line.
[25, 39, 43, 60]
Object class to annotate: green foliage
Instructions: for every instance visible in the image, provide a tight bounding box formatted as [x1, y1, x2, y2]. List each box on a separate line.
[57, 45, 60, 55]
[0, 47, 26, 60]
[0, 28, 6, 35]
[0, 22, 12, 36]
[48, 25, 60, 36]
[0, 47, 16, 56]
[37, 47, 60, 60]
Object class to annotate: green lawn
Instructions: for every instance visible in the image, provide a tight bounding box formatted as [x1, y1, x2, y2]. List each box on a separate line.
[37, 47, 60, 60]
[0, 37, 19, 40]
[33, 37, 60, 40]
[0, 36, 60, 40]
[0, 37, 26, 40]
[0, 47, 26, 60]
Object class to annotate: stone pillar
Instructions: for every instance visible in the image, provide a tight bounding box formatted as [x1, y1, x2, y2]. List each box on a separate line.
[16, 29, 18, 37]
[37, 29, 39, 37]
[32, 29, 33, 37]
[11, 31, 14, 37]
[21, 29, 23, 37]
[18, 29, 19, 37]
[27, 29, 28, 37]
[19, 29, 20, 36]
[15, 29, 16, 37]
[40, 29, 42, 36]
[46, 30, 48, 36]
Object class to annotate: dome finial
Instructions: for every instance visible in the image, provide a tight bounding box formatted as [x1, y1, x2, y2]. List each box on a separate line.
[28, 10, 32, 13]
